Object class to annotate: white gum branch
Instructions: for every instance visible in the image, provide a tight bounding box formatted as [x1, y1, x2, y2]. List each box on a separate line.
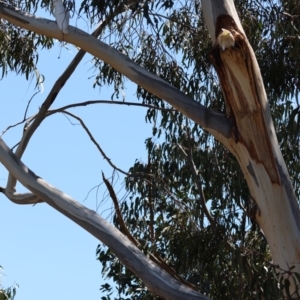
[0, 136, 209, 300]
[0, 2, 233, 149]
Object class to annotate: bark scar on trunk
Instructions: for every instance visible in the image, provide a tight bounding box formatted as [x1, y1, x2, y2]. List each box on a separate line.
[210, 14, 280, 184]
[246, 161, 259, 187]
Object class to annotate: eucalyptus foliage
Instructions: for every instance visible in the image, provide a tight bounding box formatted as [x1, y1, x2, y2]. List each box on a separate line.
[92, 0, 300, 299]
[0, 266, 17, 300]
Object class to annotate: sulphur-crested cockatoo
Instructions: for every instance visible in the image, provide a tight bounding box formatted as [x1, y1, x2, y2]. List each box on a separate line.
[52, 0, 70, 34]
[217, 28, 235, 51]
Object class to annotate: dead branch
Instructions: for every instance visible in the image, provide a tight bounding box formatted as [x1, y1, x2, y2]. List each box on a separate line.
[102, 172, 199, 292]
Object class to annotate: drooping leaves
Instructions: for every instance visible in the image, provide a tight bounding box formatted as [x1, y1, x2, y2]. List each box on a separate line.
[94, 0, 300, 299]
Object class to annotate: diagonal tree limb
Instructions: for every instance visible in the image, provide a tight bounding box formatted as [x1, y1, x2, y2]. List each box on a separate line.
[0, 2, 233, 148]
[5, 0, 140, 203]
[0, 136, 210, 300]
[0, 3, 233, 211]
[13, 0, 139, 162]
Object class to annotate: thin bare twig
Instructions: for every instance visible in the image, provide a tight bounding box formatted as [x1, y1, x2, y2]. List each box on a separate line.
[0, 92, 39, 138]
[60, 110, 130, 176]
[47, 109, 174, 186]
[23, 91, 40, 120]
[102, 172, 138, 245]
[177, 138, 215, 226]
[59, 113, 192, 215]
[1, 116, 31, 138]
[6, 98, 173, 151]
[51, 100, 175, 112]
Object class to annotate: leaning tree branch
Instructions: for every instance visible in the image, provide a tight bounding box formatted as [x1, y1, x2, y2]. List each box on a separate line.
[0, 136, 210, 300]
[0, 2, 233, 208]
[0, 2, 233, 149]
[12, 0, 139, 162]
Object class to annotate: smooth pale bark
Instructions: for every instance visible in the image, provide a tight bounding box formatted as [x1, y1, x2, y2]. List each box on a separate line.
[0, 138, 209, 300]
[204, 0, 300, 293]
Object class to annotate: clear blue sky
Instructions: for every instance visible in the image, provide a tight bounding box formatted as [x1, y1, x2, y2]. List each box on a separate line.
[0, 9, 152, 299]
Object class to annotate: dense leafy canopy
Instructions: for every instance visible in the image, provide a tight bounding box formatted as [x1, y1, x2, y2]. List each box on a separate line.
[0, 0, 299, 299]
[92, 0, 300, 299]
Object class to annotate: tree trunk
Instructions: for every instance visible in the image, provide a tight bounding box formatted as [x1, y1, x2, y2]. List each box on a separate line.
[203, 0, 300, 294]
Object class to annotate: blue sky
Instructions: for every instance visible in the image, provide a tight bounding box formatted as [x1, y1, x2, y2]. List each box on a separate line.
[0, 10, 152, 299]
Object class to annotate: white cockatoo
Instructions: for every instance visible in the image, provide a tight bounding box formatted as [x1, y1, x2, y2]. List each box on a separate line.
[217, 28, 235, 51]
[52, 0, 70, 34]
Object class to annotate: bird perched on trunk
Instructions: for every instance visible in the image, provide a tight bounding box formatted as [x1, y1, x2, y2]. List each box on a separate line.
[217, 28, 235, 51]
[52, 0, 70, 34]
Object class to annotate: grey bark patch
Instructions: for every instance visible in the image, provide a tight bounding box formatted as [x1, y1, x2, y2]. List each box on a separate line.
[276, 159, 300, 232]
[247, 161, 259, 187]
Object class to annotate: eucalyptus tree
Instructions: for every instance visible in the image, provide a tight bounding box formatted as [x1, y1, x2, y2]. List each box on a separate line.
[0, 0, 299, 299]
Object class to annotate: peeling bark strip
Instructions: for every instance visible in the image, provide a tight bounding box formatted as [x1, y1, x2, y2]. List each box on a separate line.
[210, 15, 280, 184]
[207, 8, 300, 295]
